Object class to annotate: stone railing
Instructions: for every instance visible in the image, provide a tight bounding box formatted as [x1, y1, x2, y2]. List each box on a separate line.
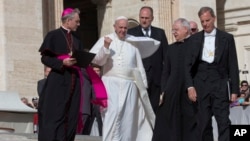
[0, 91, 37, 133]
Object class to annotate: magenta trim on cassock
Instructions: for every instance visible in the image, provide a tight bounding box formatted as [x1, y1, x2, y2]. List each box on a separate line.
[57, 54, 108, 134]
[61, 8, 74, 17]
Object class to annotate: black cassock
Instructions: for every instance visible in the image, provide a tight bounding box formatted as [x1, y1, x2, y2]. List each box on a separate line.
[153, 38, 196, 141]
[38, 27, 84, 141]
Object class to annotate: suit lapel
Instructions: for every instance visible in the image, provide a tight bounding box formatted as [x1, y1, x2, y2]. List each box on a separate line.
[197, 32, 204, 60]
[137, 26, 146, 36]
[214, 29, 226, 63]
[150, 27, 156, 38]
[187, 33, 203, 67]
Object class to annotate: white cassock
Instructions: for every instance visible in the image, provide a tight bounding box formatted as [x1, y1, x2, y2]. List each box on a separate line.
[90, 33, 155, 141]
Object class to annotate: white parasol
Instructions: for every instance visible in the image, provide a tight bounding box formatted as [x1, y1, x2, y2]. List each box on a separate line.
[126, 35, 160, 59]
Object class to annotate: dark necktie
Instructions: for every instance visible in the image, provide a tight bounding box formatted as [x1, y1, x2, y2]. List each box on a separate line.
[144, 28, 149, 37]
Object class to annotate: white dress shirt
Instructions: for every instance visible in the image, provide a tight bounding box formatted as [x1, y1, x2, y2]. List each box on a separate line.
[202, 29, 216, 63]
[142, 27, 151, 37]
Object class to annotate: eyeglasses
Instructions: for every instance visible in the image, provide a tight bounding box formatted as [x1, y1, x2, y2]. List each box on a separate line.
[191, 28, 197, 32]
[241, 84, 248, 86]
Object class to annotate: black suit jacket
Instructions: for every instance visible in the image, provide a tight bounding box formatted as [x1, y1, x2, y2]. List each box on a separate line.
[128, 25, 169, 86]
[185, 28, 239, 94]
[37, 78, 46, 97]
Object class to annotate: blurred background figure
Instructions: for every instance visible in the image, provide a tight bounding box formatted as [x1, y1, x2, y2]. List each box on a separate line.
[240, 80, 249, 96]
[189, 21, 199, 35]
[128, 6, 169, 113]
[90, 63, 103, 136]
[238, 80, 250, 106]
[37, 66, 51, 96]
[91, 63, 102, 76]
[32, 97, 39, 134]
[81, 64, 103, 136]
[32, 97, 39, 109]
[21, 97, 34, 108]
[230, 91, 248, 107]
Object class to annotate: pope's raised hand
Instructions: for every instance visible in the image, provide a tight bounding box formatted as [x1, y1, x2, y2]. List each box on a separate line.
[104, 36, 112, 49]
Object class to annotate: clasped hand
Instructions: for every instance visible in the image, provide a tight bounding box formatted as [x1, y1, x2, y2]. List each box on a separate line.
[63, 58, 77, 67]
[188, 87, 197, 102]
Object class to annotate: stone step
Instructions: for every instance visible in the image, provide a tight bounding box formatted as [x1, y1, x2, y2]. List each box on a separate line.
[0, 133, 102, 141]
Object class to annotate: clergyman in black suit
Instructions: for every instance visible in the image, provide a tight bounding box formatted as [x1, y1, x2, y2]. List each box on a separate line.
[127, 6, 169, 113]
[185, 7, 239, 141]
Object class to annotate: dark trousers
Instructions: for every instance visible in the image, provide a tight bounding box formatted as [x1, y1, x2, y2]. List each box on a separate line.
[194, 76, 230, 141]
[147, 81, 161, 113]
[82, 105, 102, 136]
[38, 87, 80, 141]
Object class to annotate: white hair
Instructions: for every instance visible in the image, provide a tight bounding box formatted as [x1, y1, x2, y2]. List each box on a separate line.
[114, 16, 128, 24]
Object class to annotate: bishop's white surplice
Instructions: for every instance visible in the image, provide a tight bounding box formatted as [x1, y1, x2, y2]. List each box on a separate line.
[90, 33, 155, 141]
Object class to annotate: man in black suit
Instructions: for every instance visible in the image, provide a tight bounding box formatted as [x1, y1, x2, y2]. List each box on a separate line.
[37, 66, 51, 96]
[185, 7, 239, 141]
[128, 6, 169, 113]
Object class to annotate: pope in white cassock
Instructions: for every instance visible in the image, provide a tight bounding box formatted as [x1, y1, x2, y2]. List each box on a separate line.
[90, 16, 155, 141]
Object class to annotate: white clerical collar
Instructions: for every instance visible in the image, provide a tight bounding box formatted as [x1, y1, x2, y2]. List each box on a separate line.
[177, 35, 190, 42]
[61, 26, 71, 33]
[185, 35, 190, 40]
[204, 28, 216, 37]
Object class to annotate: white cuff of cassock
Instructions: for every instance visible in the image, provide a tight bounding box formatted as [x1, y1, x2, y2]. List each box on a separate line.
[188, 86, 194, 90]
[103, 46, 110, 54]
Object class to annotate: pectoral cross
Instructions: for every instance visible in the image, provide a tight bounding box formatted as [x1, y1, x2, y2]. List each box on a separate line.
[208, 50, 214, 57]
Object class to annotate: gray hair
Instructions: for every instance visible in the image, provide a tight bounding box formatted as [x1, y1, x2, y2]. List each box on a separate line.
[61, 8, 80, 23]
[174, 18, 191, 32]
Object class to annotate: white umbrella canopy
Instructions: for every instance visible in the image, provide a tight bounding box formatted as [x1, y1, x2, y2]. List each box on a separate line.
[126, 35, 160, 59]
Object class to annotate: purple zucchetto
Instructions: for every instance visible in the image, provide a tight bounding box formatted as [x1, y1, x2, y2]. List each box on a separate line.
[61, 8, 74, 17]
